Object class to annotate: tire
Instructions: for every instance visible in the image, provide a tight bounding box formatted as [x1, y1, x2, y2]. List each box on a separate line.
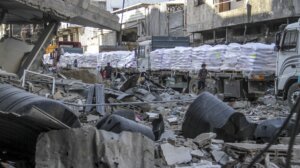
[287, 83, 300, 108]
[189, 79, 199, 94]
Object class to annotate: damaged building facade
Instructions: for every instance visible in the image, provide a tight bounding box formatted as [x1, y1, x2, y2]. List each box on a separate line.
[113, 0, 187, 43]
[187, 0, 300, 44]
[2, 0, 300, 168]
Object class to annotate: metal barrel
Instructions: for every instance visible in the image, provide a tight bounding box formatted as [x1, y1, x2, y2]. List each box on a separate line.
[0, 84, 80, 127]
[182, 92, 256, 141]
[182, 92, 235, 139]
[0, 84, 81, 160]
[98, 114, 155, 140]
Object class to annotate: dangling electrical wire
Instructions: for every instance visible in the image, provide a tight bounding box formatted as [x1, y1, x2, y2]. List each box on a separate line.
[247, 97, 300, 168]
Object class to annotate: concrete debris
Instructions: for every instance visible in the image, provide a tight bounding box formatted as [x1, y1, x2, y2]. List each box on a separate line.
[0, 61, 297, 167]
[160, 130, 177, 141]
[224, 143, 300, 161]
[175, 161, 221, 168]
[193, 133, 217, 147]
[211, 151, 230, 165]
[36, 127, 155, 168]
[167, 116, 179, 124]
[160, 143, 192, 166]
[230, 101, 249, 109]
[147, 112, 160, 121]
[191, 150, 205, 158]
[86, 114, 100, 122]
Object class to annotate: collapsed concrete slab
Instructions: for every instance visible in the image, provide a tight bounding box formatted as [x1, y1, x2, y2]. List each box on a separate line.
[160, 143, 192, 166]
[35, 127, 155, 168]
[0, 0, 120, 30]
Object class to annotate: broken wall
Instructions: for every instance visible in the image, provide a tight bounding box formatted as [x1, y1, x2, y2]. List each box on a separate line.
[0, 38, 34, 73]
[35, 127, 155, 168]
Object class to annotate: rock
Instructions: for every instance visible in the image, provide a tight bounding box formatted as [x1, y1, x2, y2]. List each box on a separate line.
[167, 116, 178, 124]
[160, 143, 192, 166]
[183, 139, 199, 150]
[160, 130, 176, 141]
[175, 161, 221, 168]
[146, 112, 160, 121]
[86, 115, 100, 122]
[191, 150, 205, 158]
[53, 91, 63, 100]
[193, 133, 217, 147]
[212, 151, 230, 165]
[230, 101, 249, 109]
[35, 127, 155, 168]
[211, 139, 224, 144]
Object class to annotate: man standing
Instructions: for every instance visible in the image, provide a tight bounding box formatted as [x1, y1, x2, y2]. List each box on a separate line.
[198, 63, 208, 92]
[104, 62, 113, 80]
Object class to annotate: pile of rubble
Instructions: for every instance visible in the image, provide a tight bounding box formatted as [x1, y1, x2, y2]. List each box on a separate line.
[0, 71, 298, 168]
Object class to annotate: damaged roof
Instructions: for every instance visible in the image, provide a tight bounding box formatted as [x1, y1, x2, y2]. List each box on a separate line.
[0, 0, 120, 31]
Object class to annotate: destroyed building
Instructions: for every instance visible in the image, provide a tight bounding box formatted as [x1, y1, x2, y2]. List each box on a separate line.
[1, 0, 300, 168]
[187, 0, 300, 44]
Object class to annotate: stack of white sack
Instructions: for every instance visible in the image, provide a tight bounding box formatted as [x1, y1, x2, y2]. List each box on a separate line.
[59, 53, 96, 68]
[221, 43, 241, 71]
[170, 47, 193, 71]
[239, 43, 276, 72]
[97, 51, 136, 68]
[150, 49, 166, 70]
[58, 51, 136, 68]
[191, 45, 212, 71]
[206, 45, 227, 71]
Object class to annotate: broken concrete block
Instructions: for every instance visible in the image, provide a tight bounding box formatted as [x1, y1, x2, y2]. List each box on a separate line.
[160, 143, 192, 166]
[146, 112, 160, 121]
[167, 116, 178, 124]
[211, 139, 224, 144]
[191, 150, 205, 158]
[35, 127, 155, 168]
[175, 161, 221, 168]
[87, 114, 100, 122]
[193, 133, 216, 147]
[53, 91, 64, 100]
[160, 130, 176, 141]
[181, 138, 198, 150]
[212, 151, 230, 165]
[230, 101, 249, 109]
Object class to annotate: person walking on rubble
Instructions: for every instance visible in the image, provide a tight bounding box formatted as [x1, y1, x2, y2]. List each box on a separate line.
[198, 63, 208, 93]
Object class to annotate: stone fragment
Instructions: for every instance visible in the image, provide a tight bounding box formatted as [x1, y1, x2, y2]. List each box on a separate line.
[191, 150, 205, 158]
[193, 133, 217, 147]
[160, 143, 192, 166]
[212, 150, 230, 165]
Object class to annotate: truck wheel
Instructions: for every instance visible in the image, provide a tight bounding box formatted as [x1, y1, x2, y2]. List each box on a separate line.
[189, 79, 199, 94]
[287, 83, 300, 108]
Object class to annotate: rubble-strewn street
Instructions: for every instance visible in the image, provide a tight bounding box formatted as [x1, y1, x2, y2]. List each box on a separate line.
[1, 0, 300, 168]
[0, 71, 297, 167]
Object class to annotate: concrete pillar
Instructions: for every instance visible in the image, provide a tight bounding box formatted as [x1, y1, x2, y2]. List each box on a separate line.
[226, 28, 233, 43]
